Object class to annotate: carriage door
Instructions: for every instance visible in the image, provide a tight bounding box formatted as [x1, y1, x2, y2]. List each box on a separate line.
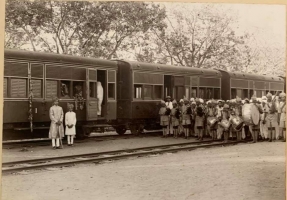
[86, 69, 98, 121]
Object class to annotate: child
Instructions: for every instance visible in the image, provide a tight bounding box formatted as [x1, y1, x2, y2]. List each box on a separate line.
[49, 97, 64, 149]
[171, 100, 180, 138]
[65, 103, 77, 146]
[159, 100, 170, 137]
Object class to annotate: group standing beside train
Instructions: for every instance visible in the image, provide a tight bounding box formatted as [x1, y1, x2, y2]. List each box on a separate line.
[159, 92, 286, 143]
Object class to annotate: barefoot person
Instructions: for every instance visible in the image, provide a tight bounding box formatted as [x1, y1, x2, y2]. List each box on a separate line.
[65, 103, 77, 146]
[49, 97, 64, 149]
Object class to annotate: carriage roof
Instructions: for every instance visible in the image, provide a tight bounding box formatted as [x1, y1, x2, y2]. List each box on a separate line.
[119, 60, 222, 77]
[4, 49, 117, 68]
[219, 70, 284, 82]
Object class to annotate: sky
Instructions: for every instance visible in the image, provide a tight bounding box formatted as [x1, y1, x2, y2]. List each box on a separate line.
[162, 2, 286, 49]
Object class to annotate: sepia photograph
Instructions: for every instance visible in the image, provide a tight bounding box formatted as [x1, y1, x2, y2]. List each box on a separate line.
[1, 1, 286, 200]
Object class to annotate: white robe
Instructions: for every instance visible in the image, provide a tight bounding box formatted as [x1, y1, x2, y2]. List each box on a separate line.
[65, 111, 77, 136]
[49, 105, 64, 139]
[97, 82, 103, 116]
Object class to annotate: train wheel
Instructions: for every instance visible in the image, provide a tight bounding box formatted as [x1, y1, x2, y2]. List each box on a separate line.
[116, 126, 126, 135]
[130, 125, 139, 135]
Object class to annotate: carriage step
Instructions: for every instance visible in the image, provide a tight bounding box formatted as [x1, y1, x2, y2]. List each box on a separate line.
[83, 124, 113, 128]
[14, 127, 49, 131]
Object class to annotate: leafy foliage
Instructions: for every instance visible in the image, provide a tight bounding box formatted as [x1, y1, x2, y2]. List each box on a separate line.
[5, 0, 166, 58]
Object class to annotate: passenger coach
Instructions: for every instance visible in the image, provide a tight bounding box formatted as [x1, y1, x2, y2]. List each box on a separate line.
[116, 61, 222, 134]
[3, 49, 118, 139]
[220, 70, 285, 100]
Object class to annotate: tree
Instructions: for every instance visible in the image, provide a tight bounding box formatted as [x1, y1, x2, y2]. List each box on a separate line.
[5, 0, 166, 59]
[136, 4, 251, 71]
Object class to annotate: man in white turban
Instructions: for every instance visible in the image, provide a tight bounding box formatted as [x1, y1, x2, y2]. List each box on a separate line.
[260, 96, 268, 140]
[263, 92, 279, 141]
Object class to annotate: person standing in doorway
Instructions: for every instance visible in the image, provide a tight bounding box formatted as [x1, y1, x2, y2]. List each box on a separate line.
[49, 97, 64, 149]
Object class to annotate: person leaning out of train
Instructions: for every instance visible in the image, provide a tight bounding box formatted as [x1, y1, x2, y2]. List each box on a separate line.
[165, 96, 173, 136]
[260, 96, 269, 141]
[181, 98, 192, 139]
[49, 97, 65, 150]
[278, 92, 286, 142]
[65, 103, 77, 146]
[263, 92, 279, 142]
[216, 100, 224, 139]
[206, 99, 218, 140]
[159, 100, 170, 138]
[170, 100, 180, 138]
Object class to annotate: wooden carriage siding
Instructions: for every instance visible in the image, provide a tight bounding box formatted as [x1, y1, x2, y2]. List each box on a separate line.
[2, 49, 286, 132]
[3, 49, 118, 126]
[219, 70, 285, 100]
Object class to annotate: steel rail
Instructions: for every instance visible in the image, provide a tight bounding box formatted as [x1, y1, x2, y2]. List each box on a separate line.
[2, 140, 249, 174]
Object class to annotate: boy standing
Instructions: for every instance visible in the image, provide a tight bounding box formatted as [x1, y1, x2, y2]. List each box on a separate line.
[65, 103, 77, 146]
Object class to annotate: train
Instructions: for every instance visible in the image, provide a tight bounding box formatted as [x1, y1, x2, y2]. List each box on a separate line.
[3, 49, 286, 140]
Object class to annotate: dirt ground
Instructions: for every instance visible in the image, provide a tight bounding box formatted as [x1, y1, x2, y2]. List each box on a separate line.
[1, 141, 285, 200]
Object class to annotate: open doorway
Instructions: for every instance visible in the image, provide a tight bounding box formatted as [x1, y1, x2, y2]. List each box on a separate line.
[164, 75, 172, 100]
[97, 70, 106, 118]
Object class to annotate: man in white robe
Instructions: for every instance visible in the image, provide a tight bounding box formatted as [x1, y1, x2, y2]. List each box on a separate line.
[49, 97, 64, 149]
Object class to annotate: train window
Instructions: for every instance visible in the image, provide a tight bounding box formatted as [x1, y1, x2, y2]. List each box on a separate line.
[134, 84, 142, 99]
[243, 89, 248, 99]
[46, 80, 58, 98]
[154, 85, 162, 99]
[144, 85, 152, 99]
[176, 86, 184, 100]
[4, 78, 7, 98]
[89, 82, 96, 98]
[185, 87, 190, 100]
[214, 88, 220, 99]
[249, 90, 254, 98]
[60, 81, 71, 99]
[191, 87, 197, 98]
[206, 88, 213, 99]
[73, 81, 84, 98]
[108, 83, 115, 100]
[236, 89, 242, 99]
[231, 88, 236, 99]
[199, 87, 205, 99]
[262, 91, 265, 96]
[11, 78, 27, 98]
[32, 79, 42, 98]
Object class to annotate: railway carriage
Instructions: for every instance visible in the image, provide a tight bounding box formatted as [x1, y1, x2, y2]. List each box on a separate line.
[2, 49, 286, 140]
[3, 49, 118, 139]
[220, 70, 285, 100]
[116, 60, 222, 134]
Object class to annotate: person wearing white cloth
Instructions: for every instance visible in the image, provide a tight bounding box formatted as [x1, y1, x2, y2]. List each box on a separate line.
[97, 81, 104, 116]
[49, 97, 64, 149]
[165, 96, 173, 136]
[65, 103, 77, 146]
[260, 96, 268, 140]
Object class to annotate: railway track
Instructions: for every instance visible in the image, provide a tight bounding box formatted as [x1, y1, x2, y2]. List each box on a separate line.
[2, 130, 162, 148]
[2, 140, 249, 175]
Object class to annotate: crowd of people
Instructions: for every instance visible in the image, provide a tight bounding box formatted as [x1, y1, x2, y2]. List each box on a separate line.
[159, 92, 286, 143]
